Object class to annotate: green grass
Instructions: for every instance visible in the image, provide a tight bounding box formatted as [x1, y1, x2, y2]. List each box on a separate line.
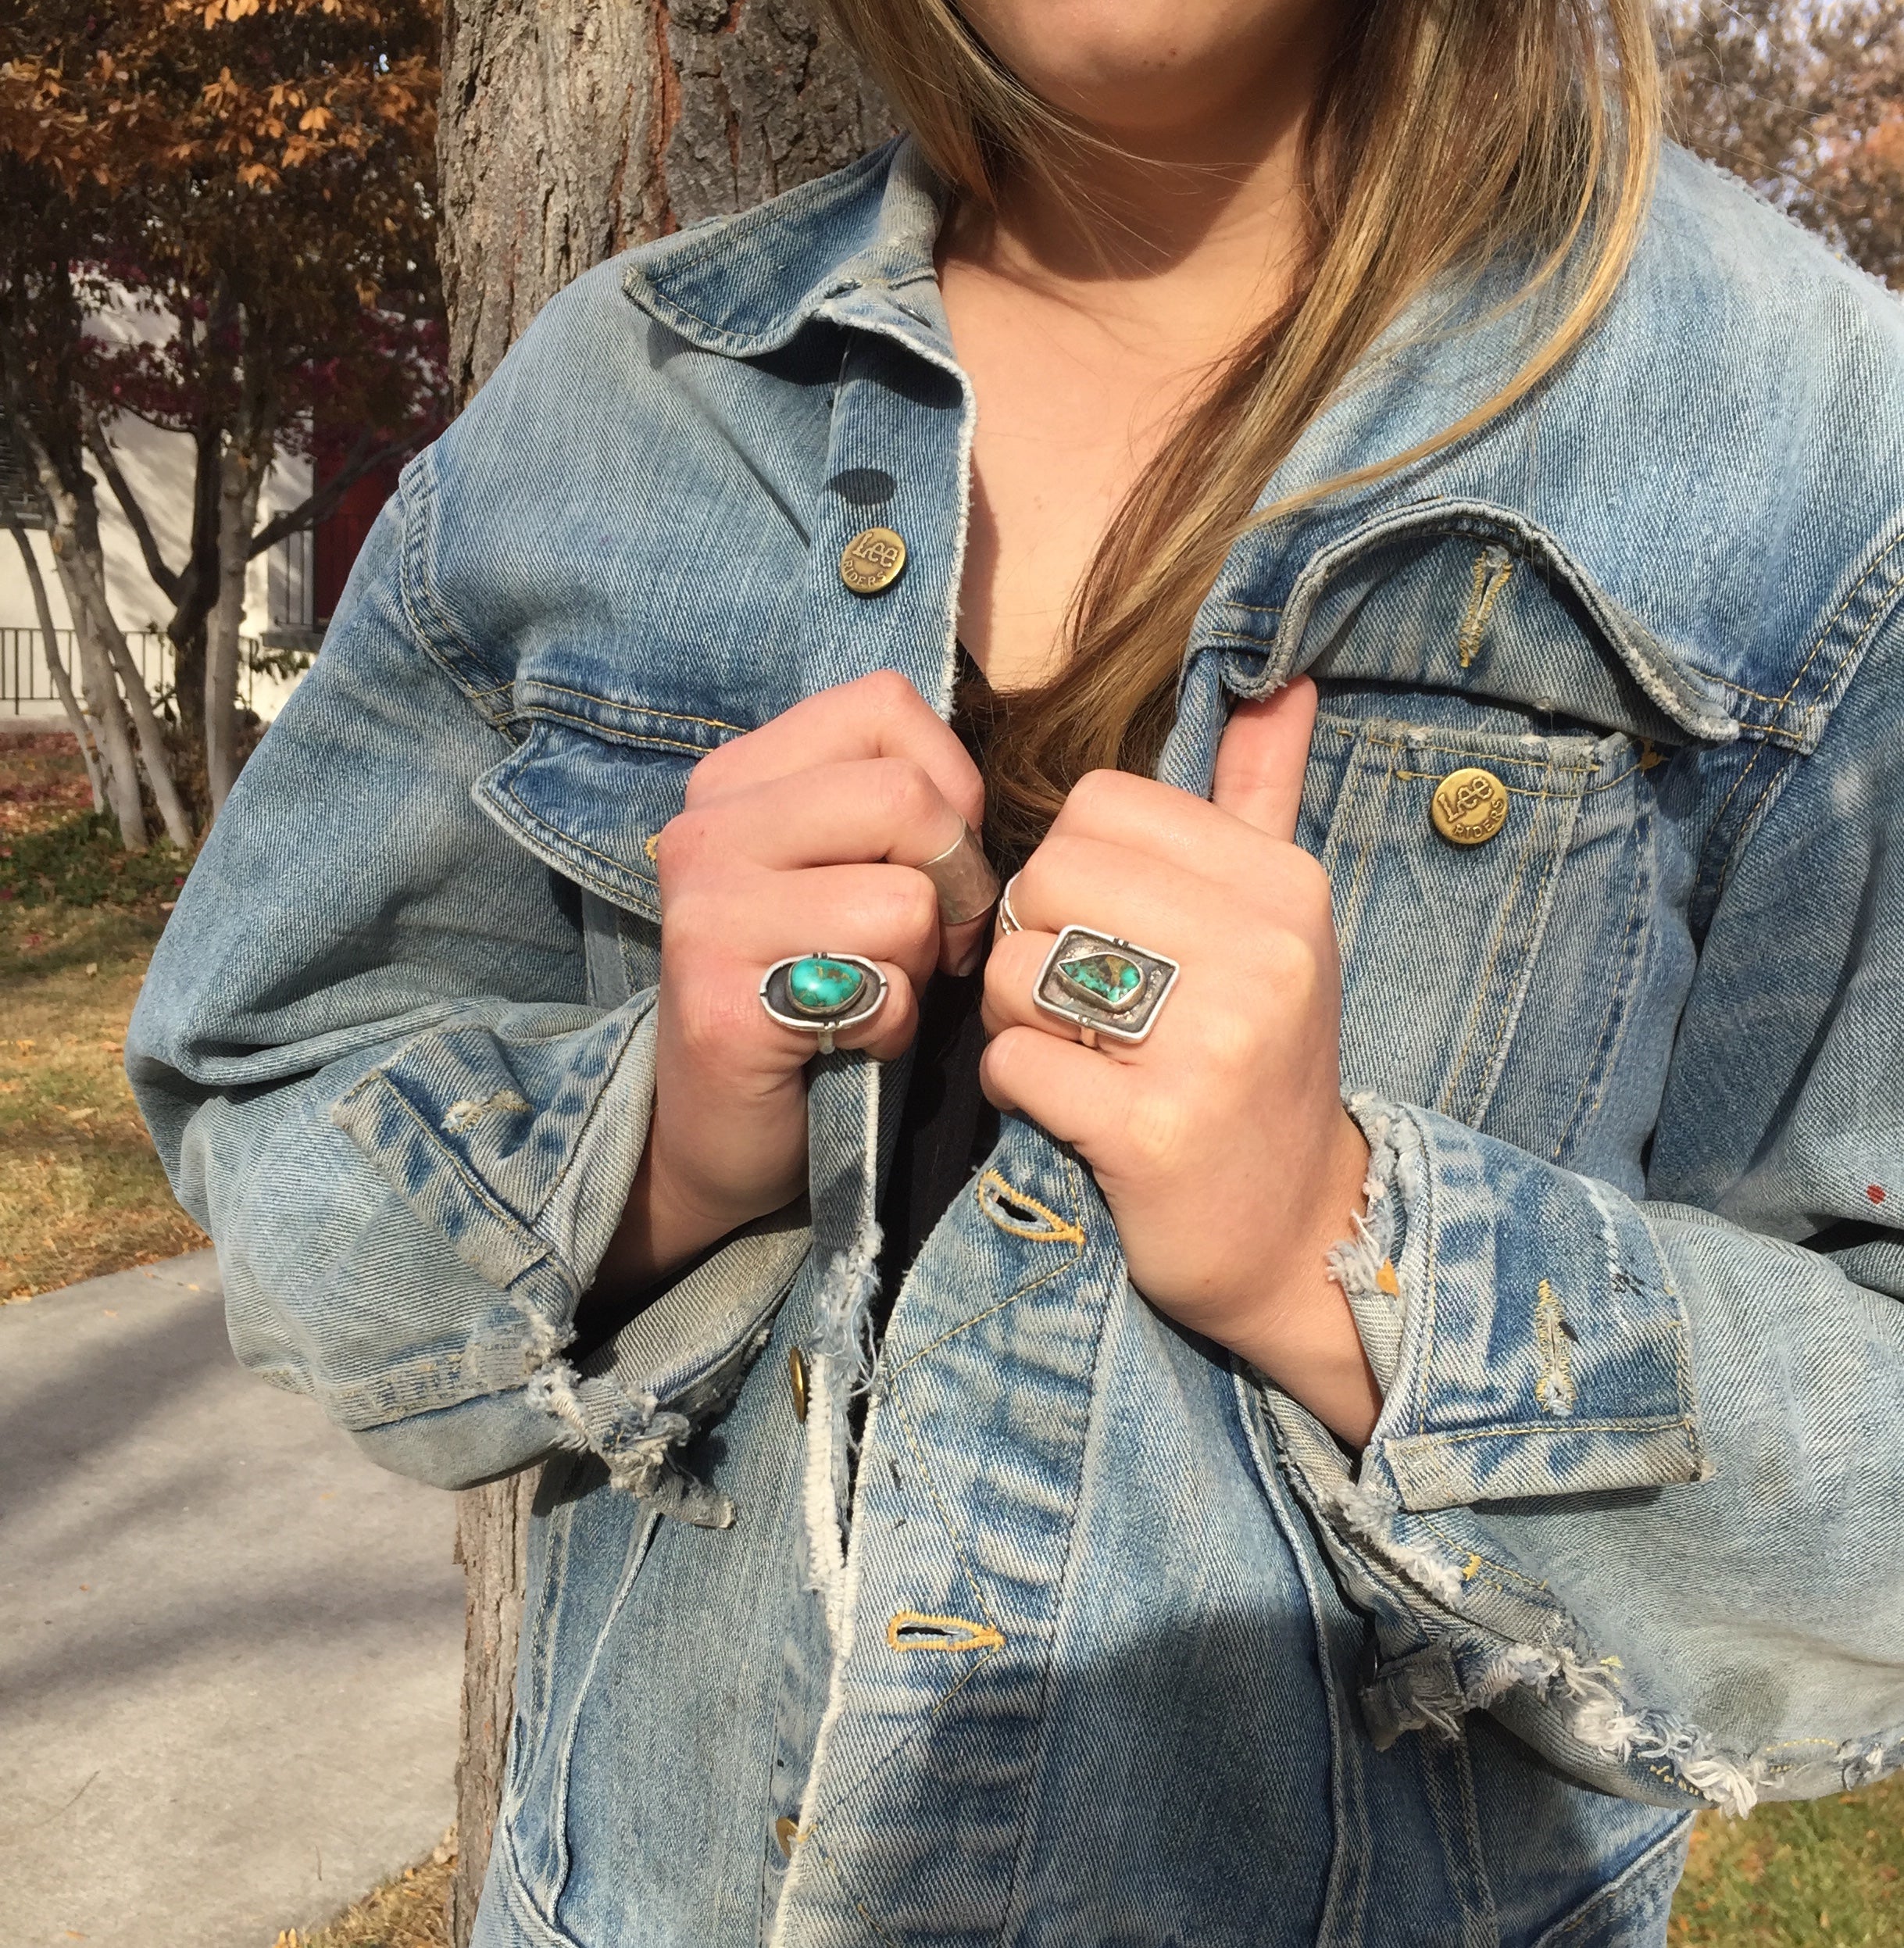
[1672, 1778, 1904, 1946]
[0, 732, 205, 1298]
[0, 807, 192, 910]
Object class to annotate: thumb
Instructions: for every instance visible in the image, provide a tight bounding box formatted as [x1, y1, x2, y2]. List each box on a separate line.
[1212, 674, 1318, 842]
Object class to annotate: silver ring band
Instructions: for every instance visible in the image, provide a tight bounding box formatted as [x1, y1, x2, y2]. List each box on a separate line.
[1033, 925, 1180, 1047]
[913, 820, 1000, 927]
[759, 951, 888, 1056]
[997, 870, 1026, 936]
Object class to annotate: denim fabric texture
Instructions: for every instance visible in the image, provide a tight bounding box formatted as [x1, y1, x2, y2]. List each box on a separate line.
[130, 138, 1904, 1946]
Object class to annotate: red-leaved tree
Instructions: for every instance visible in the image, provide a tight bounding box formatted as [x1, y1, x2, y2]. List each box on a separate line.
[0, 0, 446, 839]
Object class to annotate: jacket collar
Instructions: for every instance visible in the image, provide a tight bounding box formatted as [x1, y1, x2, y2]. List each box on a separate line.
[623, 140, 1738, 745]
[623, 137, 956, 364]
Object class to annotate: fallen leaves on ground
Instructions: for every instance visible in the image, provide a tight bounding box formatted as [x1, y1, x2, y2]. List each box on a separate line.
[272, 1832, 454, 1948]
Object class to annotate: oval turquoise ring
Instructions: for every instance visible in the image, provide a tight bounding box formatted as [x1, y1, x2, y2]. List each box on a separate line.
[759, 951, 888, 1056]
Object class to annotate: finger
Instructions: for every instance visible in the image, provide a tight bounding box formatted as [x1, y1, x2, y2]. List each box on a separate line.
[663, 950, 919, 1072]
[663, 763, 994, 978]
[979, 1024, 1134, 1149]
[1005, 831, 1297, 954]
[685, 670, 984, 831]
[1211, 674, 1317, 843]
[1045, 767, 1275, 885]
[979, 928, 1066, 1042]
[804, 958, 920, 1063]
[679, 860, 946, 999]
[671, 760, 963, 874]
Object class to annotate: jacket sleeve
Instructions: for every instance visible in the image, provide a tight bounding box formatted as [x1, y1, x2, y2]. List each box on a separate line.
[127, 490, 806, 1518]
[1262, 612, 1904, 1813]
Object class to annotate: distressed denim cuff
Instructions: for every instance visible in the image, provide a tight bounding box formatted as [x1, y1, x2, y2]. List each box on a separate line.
[331, 999, 814, 1517]
[1352, 1099, 1706, 1510]
[1329, 1092, 1411, 1392]
[1256, 1099, 1718, 1802]
[332, 995, 660, 1328]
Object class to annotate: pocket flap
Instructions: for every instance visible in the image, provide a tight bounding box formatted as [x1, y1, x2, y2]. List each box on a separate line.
[1230, 504, 1740, 747]
[474, 717, 698, 919]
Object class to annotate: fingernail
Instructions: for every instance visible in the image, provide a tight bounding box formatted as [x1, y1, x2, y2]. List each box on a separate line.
[954, 938, 986, 978]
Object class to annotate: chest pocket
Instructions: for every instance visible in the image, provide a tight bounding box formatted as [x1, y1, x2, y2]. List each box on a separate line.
[1280, 523, 1723, 1177]
[1305, 706, 1662, 1162]
[472, 692, 745, 994]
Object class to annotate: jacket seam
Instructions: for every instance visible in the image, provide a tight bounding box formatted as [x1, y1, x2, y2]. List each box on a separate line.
[395, 450, 520, 732]
[514, 684, 745, 738]
[1384, 1414, 1699, 1448]
[509, 705, 716, 760]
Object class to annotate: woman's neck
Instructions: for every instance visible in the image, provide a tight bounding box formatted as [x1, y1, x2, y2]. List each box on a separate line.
[939, 68, 1326, 693]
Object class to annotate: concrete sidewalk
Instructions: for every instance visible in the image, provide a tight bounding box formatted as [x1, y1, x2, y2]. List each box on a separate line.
[0, 1252, 463, 1948]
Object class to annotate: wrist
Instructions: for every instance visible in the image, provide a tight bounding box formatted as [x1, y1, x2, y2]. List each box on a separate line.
[1220, 1108, 1382, 1446]
[598, 1143, 788, 1294]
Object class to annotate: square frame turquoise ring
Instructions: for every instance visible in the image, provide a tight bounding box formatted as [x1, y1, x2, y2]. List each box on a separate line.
[1034, 925, 1180, 1048]
[759, 951, 888, 1055]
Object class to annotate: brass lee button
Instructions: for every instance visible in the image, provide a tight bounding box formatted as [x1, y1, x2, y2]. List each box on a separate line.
[1431, 766, 1510, 846]
[839, 526, 907, 595]
[788, 1346, 809, 1423]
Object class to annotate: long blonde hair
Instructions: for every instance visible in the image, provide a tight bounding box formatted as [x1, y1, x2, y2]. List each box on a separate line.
[822, 0, 1662, 854]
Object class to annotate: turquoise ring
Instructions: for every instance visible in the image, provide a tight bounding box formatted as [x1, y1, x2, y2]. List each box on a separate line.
[759, 951, 888, 1055]
[1033, 925, 1180, 1048]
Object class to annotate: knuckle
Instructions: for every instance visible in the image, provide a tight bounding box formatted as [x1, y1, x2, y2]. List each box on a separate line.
[652, 810, 723, 891]
[683, 741, 741, 807]
[852, 668, 920, 719]
[671, 980, 759, 1063]
[1195, 1002, 1261, 1073]
[1279, 847, 1334, 913]
[1069, 768, 1122, 813]
[1120, 1085, 1191, 1172]
[1256, 927, 1324, 1001]
[870, 756, 938, 826]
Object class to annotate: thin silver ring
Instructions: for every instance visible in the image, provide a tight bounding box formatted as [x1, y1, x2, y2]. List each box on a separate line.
[997, 870, 1026, 936]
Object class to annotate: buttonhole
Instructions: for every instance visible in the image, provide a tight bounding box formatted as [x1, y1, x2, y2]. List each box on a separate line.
[975, 1168, 1084, 1245]
[885, 1610, 1006, 1654]
[826, 466, 897, 507]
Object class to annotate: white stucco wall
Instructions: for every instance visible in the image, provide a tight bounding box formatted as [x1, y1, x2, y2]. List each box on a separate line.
[2, 306, 316, 724]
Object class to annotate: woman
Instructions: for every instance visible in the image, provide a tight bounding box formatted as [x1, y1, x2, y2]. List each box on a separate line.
[130, 0, 1904, 1941]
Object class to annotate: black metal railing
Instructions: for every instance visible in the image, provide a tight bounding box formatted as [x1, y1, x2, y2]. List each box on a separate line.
[1, 627, 264, 717]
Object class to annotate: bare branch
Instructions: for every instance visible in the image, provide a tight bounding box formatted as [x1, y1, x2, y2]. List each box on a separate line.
[84, 415, 184, 603]
[246, 427, 429, 558]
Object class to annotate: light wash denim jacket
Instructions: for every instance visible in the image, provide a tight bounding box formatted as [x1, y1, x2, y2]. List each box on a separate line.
[130, 138, 1904, 1946]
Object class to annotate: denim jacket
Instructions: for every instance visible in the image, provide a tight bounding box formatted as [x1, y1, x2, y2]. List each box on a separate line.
[130, 139, 1904, 1947]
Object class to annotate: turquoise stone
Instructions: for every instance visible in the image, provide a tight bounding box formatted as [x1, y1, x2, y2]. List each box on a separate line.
[787, 955, 866, 1016]
[1058, 950, 1145, 1011]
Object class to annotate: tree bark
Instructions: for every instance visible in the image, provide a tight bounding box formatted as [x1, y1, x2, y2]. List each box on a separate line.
[437, 8, 885, 1939]
[205, 433, 265, 817]
[9, 519, 104, 811]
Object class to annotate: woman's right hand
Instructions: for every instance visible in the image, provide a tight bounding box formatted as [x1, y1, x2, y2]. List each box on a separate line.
[596, 671, 989, 1292]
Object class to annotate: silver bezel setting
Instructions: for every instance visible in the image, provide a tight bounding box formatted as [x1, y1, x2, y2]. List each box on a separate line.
[759, 952, 888, 1055]
[1033, 925, 1180, 1046]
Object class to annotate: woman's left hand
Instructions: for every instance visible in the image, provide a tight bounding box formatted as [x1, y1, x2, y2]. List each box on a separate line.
[979, 675, 1382, 1445]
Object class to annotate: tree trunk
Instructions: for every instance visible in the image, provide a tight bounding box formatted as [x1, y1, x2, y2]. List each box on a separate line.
[206, 420, 270, 819]
[33, 461, 196, 849]
[437, 7, 885, 1939]
[9, 520, 104, 810]
[45, 531, 147, 847]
